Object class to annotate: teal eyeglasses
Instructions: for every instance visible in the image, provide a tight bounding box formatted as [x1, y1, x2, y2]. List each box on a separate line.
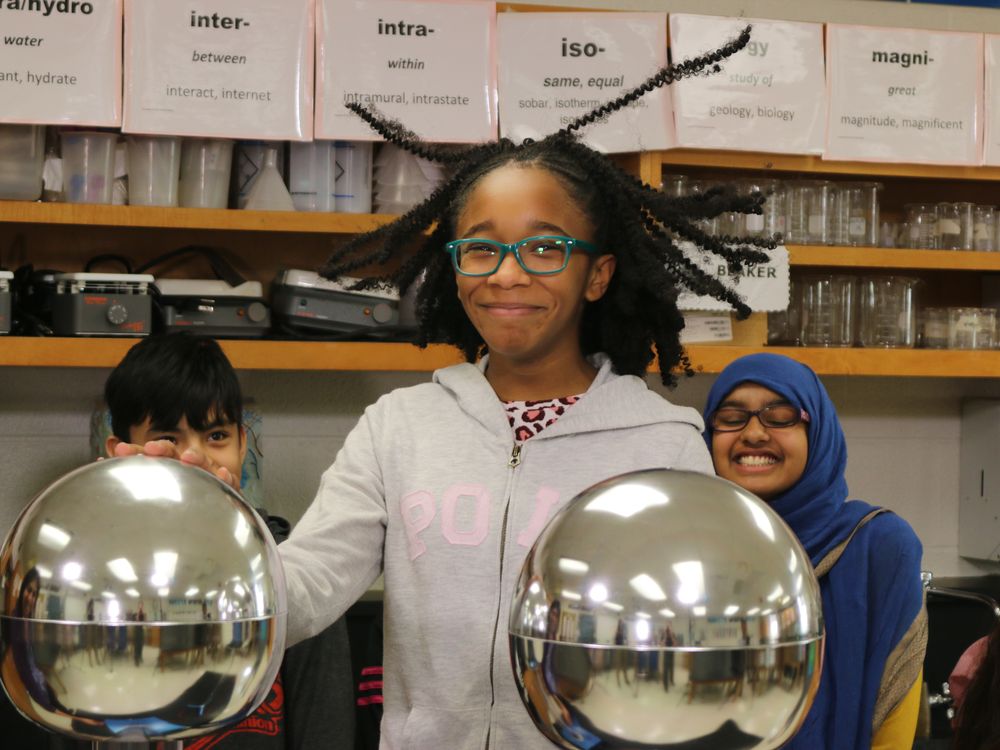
[443, 235, 600, 277]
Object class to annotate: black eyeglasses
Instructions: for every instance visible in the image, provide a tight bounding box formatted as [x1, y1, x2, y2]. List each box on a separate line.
[709, 404, 810, 433]
[443, 235, 600, 277]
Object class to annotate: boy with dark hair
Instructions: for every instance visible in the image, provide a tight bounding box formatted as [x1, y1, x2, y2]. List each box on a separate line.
[106, 333, 356, 749]
[2, 332, 356, 749]
[103, 333, 247, 490]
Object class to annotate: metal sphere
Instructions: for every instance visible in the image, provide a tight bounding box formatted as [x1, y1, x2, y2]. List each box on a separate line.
[509, 469, 823, 749]
[0, 456, 287, 742]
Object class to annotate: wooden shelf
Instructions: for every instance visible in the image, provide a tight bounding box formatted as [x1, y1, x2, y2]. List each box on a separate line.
[3, 146, 998, 379]
[0, 338, 463, 371]
[656, 149, 1000, 182]
[4, 201, 996, 271]
[686, 346, 1000, 378]
[787, 245, 1000, 271]
[2, 337, 999, 377]
[0, 201, 395, 234]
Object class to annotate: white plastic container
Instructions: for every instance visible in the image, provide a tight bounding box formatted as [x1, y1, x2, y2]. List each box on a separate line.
[374, 144, 441, 214]
[126, 136, 181, 207]
[334, 141, 373, 214]
[0, 125, 45, 200]
[179, 138, 234, 209]
[61, 131, 118, 204]
[289, 141, 336, 212]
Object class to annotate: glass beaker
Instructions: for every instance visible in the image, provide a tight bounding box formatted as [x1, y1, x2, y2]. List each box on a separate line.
[833, 182, 881, 247]
[786, 180, 832, 245]
[904, 203, 937, 249]
[687, 179, 718, 237]
[660, 173, 687, 198]
[879, 221, 898, 248]
[973, 205, 996, 252]
[716, 210, 744, 239]
[920, 307, 949, 349]
[800, 274, 857, 347]
[767, 277, 801, 346]
[858, 276, 920, 348]
[741, 178, 784, 240]
[937, 202, 973, 250]
[948, 307, 997, 349]
[829, 184, 848, 246]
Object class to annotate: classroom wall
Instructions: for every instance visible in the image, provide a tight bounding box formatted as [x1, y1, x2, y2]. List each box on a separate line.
[3, 365, 999, 579]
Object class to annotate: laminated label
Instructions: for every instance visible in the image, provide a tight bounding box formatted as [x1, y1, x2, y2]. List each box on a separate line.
[982, 35, 1000, 165]
[825, 24, 982, 165]
[497, 12, 674, 153]
[316, 0, 497, 142]
[123, 0, 314, 139]
[670, 14, 825, 155]
[0, 0, 122, 125]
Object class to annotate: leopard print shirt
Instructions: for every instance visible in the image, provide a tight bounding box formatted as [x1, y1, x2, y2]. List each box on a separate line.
[503, 395, 584, 443]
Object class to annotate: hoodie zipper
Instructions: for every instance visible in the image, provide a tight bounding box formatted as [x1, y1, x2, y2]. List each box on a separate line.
[484, 442, 522, 750]
[508, 443, 522, 469]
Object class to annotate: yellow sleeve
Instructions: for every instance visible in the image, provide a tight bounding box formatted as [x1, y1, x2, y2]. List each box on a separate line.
[871, 672, 922, 750]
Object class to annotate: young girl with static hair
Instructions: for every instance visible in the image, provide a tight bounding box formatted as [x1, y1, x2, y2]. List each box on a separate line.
[703, 353, 926, 750]
[138, 28, 782, 749]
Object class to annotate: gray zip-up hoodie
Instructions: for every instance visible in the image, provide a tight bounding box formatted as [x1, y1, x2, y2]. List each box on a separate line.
[279, 355, 713, 749]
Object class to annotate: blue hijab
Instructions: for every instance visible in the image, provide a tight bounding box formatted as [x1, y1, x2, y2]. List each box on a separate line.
[703, 353, 923, 748]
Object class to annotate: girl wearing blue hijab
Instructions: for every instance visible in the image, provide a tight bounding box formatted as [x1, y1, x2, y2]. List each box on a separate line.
[703, 353, 926, 749]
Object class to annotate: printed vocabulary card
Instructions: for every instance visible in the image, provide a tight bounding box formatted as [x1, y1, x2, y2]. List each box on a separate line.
[317, 0, 497, 142]
[981, 35, 1000, 165]
[670, 14, 825, 155]
[825, 24, 982, 165]
[123, 0, 314, 139]
[0, 0, 122, 125]
[498, 12, 674, 153]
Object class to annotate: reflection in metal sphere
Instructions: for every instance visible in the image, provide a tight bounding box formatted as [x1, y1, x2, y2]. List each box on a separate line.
[509, 469, 823, 750]
[0, 456, 287, 742]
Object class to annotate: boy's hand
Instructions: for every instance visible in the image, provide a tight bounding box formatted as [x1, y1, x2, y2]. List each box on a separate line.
[112, 440, 241, 493]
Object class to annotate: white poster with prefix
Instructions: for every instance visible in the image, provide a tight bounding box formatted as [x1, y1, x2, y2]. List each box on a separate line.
[316, 0, 497, 142]
[669, 14, 825, 155]
[982, 35, 1000, 165]
[825, 24, 982, 165]
[497, 12, 674, 153]
[123, 0, 314, 139]
[0, 0, 122, 126]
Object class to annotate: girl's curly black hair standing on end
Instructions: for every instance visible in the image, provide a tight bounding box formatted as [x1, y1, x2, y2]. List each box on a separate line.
[323, 25, 777, 386]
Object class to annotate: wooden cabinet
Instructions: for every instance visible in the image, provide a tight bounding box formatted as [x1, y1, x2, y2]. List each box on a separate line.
[640, 149, 1000, 377]
[2, 148, 999, 376]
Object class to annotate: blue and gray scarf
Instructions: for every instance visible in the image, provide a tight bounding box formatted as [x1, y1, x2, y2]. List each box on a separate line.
[704, 353, 924, 748]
